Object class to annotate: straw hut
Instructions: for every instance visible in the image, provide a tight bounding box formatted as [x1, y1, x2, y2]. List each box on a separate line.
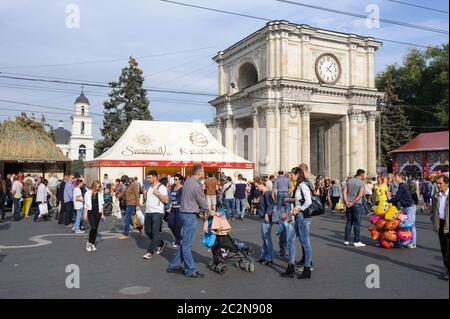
[0, 115, 71, 179]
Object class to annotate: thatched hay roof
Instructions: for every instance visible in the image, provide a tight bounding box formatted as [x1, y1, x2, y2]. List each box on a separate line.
[0, 116, 70, 162]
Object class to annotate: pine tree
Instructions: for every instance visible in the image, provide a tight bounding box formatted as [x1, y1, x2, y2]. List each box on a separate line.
[376, 71, 412, 167]
[95, 57, 153, 156]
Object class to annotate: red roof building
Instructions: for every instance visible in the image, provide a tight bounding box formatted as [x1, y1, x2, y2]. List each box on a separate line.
[390, 131, 449, 178]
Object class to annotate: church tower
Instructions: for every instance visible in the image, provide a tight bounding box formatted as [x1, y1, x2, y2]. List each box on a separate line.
[69, 90, 95, 161]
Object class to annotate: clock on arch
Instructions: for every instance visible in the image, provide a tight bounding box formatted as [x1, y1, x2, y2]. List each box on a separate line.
[315, 53, 342, 85]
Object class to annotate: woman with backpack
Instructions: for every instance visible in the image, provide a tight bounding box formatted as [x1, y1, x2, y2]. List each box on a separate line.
[281, 167, 313, 279]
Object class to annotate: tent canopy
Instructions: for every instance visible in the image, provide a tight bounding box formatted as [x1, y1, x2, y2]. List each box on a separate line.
[86, 120, 254, 169]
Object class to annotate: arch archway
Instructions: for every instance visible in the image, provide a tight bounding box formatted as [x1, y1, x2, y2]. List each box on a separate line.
[78, 144, 86, 160]
[238, 62, 258, 90]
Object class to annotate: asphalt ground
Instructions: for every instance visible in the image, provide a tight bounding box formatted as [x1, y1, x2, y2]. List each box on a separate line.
[0, 208, 448, 299]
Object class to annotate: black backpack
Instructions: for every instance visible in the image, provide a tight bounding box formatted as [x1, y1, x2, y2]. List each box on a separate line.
[293, 182, 325, 218]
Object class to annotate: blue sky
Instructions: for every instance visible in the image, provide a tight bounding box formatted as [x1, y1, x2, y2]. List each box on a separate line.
[0, 0, 448, 139]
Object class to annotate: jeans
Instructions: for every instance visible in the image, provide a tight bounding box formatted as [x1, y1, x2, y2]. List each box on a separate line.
[404, 205, 417, 245]
[123, 205, 135, 236]
[423, 192, 431, 205]
[278, 226, 287, 257]
[296, 214, 312, 268]
[144, 213, 164, 254]
[64, 201, 74, 226]
[168, 209, 182, 245]
[276, 192, 289, 214]
[169, 213, 199, 276]
[344, 203, 364, 242]
[235, 198, 246, 219]
[13, 198, 21, 220]
[73, 208, 84, 230]
[225, 198, 235, 219]
[260, 220, 274, 261]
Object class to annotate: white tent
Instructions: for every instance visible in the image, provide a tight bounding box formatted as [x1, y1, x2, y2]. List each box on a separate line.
[85, 120, 254, 184]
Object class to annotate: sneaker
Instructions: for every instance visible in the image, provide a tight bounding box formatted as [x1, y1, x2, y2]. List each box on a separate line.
[142, 252, 153, 260]
[75, 230, 85, 234]
[156, 242, 165, 255]
[91, 244, 97, 251]
[188, 272, 205, 278]
[354, 242, 366, 248]
[344, 241, 350, 246]
[86, 243, 92, 252]
[167, 267, 184, 274]
[407, 244, 416, 249]
[118, 235, 129, 240]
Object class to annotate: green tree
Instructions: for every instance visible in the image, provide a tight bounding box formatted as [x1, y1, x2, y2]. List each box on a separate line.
[376, 71, 412, 167]
[95, 57, 153, 156]
[376, 44, 449, 136]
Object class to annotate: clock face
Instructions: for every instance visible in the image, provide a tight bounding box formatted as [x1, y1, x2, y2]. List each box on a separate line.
[315, 53, 341, 85]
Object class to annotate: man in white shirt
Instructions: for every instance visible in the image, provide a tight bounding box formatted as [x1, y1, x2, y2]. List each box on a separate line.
[47, 173, 59, 209]
[142, 170, 168, 260]
[72, 179, 85, 233]
[102, 174, 112, 190]
[431, 175, 449, 280]
[35, 177, 56, 222]
[223, 176, 236, 220]
[11, 176, 23, 221]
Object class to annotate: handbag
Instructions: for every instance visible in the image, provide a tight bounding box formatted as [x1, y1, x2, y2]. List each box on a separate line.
[298, 183, 325, 218]
[202, 216, 217, 248]
[38, 202, 49, 217]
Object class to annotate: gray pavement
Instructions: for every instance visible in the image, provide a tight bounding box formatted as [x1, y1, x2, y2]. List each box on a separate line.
[0, 210, 448, 299]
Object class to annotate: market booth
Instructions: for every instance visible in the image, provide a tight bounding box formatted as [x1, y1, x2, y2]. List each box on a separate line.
[85, 120, 254, 184]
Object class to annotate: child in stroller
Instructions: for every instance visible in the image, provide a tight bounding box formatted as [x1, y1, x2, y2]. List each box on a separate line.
[103, 184, 113, 216]
[203, 211, 255, 275]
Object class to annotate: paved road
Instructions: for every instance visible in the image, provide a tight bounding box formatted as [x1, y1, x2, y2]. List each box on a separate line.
[0, 210, 448, 299]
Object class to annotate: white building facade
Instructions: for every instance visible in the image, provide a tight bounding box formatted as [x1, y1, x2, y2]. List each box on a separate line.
[55, 91, 95, 161]
[209, 21, 384, 179]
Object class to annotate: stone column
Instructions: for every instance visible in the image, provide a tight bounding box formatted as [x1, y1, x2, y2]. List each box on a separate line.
[366, 111, 377, 177]
[348, 109, 361, 176]
[265, 105, 276, 175]
[215, 117, 223, 146]
[280, 104, 290, 172]
[300, 105, 312, 168]
[224, 115, 234, 152]
[295, 105, 302, 164]
[252, 107, 260, 175]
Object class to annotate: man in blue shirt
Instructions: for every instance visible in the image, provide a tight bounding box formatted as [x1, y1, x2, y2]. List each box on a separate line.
[273, 171, 291, 215]
[63, 175, 76, 227]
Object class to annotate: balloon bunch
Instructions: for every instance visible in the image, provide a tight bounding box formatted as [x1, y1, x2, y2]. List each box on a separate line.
[368, 202, 413, 249]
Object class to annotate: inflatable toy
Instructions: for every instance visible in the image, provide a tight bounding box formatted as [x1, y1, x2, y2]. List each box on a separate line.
[397, 229, 413, 242]
[399, 220, 413, 230]
[369, 215, 381, 225]
[376, 219, 388, 231]
[369, 227, 381, 240]
[385, 204, 399, 221]
[380, 238, 393, 249]
[384, 219, 400, 231]
[382, 230, 398, 242]
[397, 213, 408, 222]
[373, 201, 389, 217]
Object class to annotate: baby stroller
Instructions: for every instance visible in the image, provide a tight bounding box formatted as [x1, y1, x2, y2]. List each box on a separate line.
[103, 191, 113, 216]
[203, 213, 255, 275]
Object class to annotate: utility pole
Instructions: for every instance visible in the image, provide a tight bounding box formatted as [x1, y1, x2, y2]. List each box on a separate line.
[377, 98, 385, 176]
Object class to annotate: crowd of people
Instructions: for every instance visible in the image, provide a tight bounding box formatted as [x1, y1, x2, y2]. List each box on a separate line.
[0, 165, 447, 280]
